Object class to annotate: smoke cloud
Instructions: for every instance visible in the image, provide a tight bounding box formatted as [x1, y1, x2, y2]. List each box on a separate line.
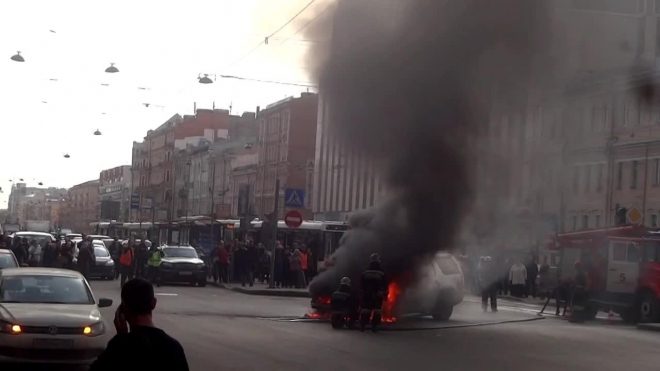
[307, 0, 558, 297]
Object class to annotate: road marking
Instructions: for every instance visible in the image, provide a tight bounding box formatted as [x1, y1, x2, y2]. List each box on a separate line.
[155, 293, 179, 296]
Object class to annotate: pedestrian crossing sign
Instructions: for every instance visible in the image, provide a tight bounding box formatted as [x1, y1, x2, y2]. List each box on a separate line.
[284, 188, 305, 208]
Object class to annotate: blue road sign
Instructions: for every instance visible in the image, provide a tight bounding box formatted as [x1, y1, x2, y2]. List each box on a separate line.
[130, 193, 140, 210]
[284, 189, 305, 208]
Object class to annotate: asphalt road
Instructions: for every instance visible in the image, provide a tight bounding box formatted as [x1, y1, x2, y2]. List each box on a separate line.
[6, 279, 660, 370]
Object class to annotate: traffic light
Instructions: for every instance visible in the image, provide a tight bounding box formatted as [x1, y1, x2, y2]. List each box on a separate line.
[615, 207, 627, 226]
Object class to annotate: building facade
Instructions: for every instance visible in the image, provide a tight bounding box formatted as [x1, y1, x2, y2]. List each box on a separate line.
[99, 165, 131, 222]
[255, 93, 318, 219]
[131, 109, 233, 222]
[7, 183, 67, 229]
[60, 180, 100, 233]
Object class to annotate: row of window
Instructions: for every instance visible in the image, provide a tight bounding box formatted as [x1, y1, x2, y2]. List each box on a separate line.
[572, 159, 660, 193]
[570, 213, 659, 231]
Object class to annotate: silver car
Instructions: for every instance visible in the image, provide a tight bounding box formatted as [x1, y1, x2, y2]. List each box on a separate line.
[0, 268, 113, 364]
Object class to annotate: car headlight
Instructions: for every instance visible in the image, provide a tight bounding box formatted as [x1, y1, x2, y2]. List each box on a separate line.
[197, 262, 205, 269]
[0, 320, 22, 334]
[161, 262, 172, 268]
[83, 321, 105, 337]
[106, 259, 115, 266]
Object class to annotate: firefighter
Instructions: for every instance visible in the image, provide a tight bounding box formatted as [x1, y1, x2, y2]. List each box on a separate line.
[330, 277, 358, 329]
[359, 253, 388, 333]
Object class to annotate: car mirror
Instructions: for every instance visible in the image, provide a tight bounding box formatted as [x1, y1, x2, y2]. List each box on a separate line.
[20, 263, 29, 268]
[98, 298, 113, 308]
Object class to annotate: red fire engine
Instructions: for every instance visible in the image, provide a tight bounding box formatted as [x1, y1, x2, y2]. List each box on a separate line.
[552, 225, 660, 322]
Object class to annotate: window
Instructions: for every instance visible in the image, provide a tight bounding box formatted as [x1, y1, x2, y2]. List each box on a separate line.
[165, 170, 171, 183]
[627, 243, 639, 263]
[631, 160, 638, 189]
[611, 242, 627, 261]
[616, 162, 623, 189]
[581, 215, 589, 230]
[572, 216, 577, 231]
[572, 167, 579, 192]
[653, 214, 658, 228]
[140, 176, 146, 187]
[642, 241, 659, 262]
[595, 215, 601, 228]
[655, 159, 660, 185]
[596, 164, 603, 191]
[584, 165, 591, 191]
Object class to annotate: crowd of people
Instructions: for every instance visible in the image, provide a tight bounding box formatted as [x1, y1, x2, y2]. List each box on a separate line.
[206, 239, 318, 288]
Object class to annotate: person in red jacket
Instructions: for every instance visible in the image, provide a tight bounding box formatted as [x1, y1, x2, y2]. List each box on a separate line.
[216, 243, 230, 283]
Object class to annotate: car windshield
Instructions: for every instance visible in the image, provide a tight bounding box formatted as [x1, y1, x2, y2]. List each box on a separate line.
[0, 255, 18, 269]
[163, 248, 198, 258]
[0, 275, 93, 304]
[94, 246, 110, 257]
[16, 235, 51, 247]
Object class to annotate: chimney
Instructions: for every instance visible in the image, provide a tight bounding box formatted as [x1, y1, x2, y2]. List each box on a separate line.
[256, 106, 260, 117]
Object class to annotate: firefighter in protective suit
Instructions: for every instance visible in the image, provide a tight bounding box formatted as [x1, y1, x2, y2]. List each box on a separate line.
[360, 253, 388, 332]
[330, 277, 358, 329]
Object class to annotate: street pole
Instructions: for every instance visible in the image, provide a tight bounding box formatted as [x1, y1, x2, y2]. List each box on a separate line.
[268, 178, 280, 288]
[210, 154, 216, 246]
[642, 144, 650, 226]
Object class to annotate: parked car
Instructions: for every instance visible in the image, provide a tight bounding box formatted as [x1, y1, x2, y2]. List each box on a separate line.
[159, 245, 207, 287]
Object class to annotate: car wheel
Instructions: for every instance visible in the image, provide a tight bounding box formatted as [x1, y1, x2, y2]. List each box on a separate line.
[431, 295, 453, 321]
[198, 279, 207, 287]
[640, 291, 659, 323]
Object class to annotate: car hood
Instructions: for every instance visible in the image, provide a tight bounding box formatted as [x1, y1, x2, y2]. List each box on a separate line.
[162, 257, 203, 264]
[95, 256, 111, 263]
[0, 303, 101, 327]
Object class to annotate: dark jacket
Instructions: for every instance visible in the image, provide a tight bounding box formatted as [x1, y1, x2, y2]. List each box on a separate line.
[360, 262, 388, 301]
[77, 244, 95, 267]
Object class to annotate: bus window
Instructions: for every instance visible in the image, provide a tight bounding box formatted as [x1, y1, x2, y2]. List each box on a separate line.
[626, 242, 640, 263]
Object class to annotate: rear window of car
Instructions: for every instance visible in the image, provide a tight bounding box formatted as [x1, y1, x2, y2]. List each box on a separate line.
[0, 254, 17, 269]
[435, 256, 461, 275]
[94, 247, 110, 257]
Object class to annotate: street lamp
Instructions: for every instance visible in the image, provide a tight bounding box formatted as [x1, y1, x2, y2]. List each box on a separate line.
[105, 63, 119, 73]
[94, 129, 102, 136]
[10, 52, 24, 62]
[63, 153, 70, 159]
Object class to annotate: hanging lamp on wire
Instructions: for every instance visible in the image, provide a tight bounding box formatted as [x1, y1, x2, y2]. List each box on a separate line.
[63, 153, 70, 159]
[105, 63, 119, 73]
[94, 129, 102, 136]
[11, 52, 24, 62]
[198, 74, 214, 84]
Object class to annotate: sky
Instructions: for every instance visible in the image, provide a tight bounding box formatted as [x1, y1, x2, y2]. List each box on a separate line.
[0, 0, 334, 207]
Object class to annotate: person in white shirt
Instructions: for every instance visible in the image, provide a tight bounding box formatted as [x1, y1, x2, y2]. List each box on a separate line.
[27, 240, 42, 267]
[508, 257, 527, 298]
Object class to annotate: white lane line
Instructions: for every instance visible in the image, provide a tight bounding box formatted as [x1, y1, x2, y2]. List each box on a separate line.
[155, 293, 179, 296]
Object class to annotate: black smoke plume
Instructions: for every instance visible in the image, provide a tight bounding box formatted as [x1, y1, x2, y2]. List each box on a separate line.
[307, 0, 555, 297]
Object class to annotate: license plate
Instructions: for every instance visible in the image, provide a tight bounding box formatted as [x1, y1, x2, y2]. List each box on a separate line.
[33, 339, 74, 348]
[178, 271, 192, 276]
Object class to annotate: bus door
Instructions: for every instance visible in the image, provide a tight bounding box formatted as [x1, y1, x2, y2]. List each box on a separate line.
[606, 240, 639, 294]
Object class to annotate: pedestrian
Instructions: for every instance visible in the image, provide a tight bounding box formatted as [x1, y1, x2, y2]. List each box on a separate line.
[235, 243, 252, 287]
[509, 257, 527, 298]
[42, 239, 57, 268]
[478, 256, 498, 312]
[300, 246, 308, 285]
[108, 237, 122, 279]
[274, 242, 285, 288]
[290, 249, 306, 289]
[258, 244, 271, 283]
[89, 278, 189, 370]
[147, 244, 164, 287]
[282, 246, 292, 288]
[77, 237, 95, 280]
[525, 254, 539, 299]
[330, 277, 358, 329]
[246, 240, 258, 285]
[303, 244, 316, 282]
[217, 243, 230, 283]
[60, 237, 75, 270]
[359, 253, 388, 332]
[14, 237, 29, 265]
[119, 242, 135, 287]
[135, 240, 149, 278]
[27, 240, 42, 267]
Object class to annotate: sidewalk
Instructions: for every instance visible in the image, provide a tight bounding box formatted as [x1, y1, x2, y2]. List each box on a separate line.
[217, 282, 310, 298]
[637, 323, 660, 332]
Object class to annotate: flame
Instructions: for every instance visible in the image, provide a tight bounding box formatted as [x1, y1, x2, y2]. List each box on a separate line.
[382, 281, 401, 323]
[306, 311, 330, 319]
[317, 296, 331, 306]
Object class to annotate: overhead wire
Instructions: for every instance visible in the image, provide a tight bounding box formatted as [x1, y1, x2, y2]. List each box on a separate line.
[224, 0, 318, 69]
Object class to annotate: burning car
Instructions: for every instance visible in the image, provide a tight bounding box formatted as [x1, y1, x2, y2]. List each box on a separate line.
[310, 252, 464, 322]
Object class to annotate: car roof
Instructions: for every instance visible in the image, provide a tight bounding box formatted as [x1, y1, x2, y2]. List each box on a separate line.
[13, 231, 53, 237]
[162, 245, 194, 249]
[92, 240, 106, 246]
[0, 267, 83, 278]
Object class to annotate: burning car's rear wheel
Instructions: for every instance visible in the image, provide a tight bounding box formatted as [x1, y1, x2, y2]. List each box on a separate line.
[432, 294, 454, 321]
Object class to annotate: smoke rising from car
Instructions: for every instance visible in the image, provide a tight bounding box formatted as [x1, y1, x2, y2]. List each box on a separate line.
[306, 0, 555, 297]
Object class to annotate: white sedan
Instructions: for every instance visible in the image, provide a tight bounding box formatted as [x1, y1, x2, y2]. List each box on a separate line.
[0, 267, 113, 364]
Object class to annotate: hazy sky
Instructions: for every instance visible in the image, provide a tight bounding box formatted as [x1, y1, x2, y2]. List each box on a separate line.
[0, 0, 333, 206]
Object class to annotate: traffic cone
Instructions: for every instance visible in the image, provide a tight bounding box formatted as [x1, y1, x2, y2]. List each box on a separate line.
[608, 306, 615, 324]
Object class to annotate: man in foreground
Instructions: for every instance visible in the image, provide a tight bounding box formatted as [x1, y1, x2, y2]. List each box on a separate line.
[89, 278, 189, 370]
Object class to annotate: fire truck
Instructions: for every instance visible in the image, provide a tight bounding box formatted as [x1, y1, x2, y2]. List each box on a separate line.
[553, 225, 660, 323]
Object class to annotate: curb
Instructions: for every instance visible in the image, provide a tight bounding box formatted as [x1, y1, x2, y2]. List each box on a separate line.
[216, 283, 310, 298]
[637, 323, 660, 332]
